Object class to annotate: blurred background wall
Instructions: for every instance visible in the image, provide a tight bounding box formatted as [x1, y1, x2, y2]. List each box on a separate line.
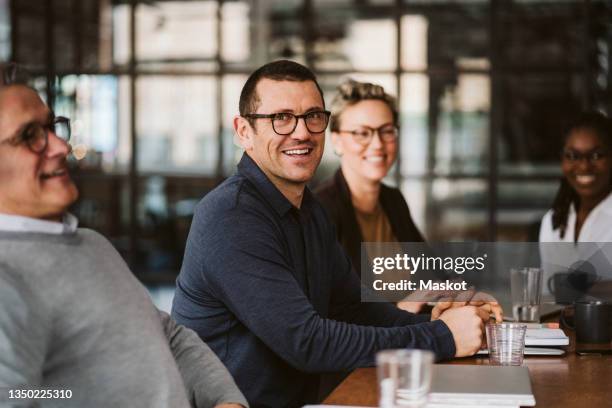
[1, 0, 611, 301]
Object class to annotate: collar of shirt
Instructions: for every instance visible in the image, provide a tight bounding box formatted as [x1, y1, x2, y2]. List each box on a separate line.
[565, 191, 612, 242]
[237, 153, 314, 218]
[0, 212, 79, 235]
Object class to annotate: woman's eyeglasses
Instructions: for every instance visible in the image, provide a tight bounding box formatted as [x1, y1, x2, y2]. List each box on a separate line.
[562, 149, 608, 164]
[337, 125, 399, 146]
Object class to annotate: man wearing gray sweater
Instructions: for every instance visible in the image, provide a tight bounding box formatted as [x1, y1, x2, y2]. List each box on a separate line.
[0, 83, 248, 408]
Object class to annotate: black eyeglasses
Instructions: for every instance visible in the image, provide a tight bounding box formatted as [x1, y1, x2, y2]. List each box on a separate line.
[244, 110, 331, 135]
[562, 149, 608, 164]
[337, 125, 399, 146]
[0, 116, 71, 154]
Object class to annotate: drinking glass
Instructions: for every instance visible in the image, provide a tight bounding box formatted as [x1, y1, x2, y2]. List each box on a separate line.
[486, 323, 527, 366]
[376, 349, 434, 408]
[511, 267, 543, 322]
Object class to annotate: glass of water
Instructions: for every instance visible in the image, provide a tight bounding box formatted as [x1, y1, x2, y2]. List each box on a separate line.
[511, 267, 543, 322]
[376, 349, 434, 408]
[486, 323, 527, 366]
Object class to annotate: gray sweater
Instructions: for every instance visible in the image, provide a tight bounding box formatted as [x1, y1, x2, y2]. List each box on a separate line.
[0, 229, 247, 408]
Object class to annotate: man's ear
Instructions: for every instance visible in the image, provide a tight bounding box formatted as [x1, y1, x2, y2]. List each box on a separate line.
[234, 115, 254, 151]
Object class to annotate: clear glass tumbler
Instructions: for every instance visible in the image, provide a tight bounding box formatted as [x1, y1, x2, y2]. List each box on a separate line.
[511, 267, 543, 322]
[486, 323, 527, 366]
[376, 349, 434, 408]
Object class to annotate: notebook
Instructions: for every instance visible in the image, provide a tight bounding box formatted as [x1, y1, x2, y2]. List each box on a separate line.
[525, 328, 569, 346]
[477, 347, 565, 356]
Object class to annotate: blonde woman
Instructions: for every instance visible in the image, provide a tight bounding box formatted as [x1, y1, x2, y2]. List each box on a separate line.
[316, 79, 502, 318]
[315, 79, 425, 312]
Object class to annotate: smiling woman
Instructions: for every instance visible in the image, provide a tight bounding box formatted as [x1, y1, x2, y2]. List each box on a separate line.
[315, 79, 426, 313]
[540, 111, 612, 244]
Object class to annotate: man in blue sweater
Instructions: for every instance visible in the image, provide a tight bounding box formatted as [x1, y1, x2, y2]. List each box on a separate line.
[172, 60, 493, 407]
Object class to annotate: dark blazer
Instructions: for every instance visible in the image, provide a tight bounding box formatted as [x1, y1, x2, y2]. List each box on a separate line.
[315, 169, 425, 276]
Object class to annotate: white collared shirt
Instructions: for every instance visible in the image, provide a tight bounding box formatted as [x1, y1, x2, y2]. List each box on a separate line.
[0, 212, 78, 235]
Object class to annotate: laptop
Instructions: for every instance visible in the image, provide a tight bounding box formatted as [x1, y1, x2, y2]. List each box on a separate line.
[423, 365, 536, 406]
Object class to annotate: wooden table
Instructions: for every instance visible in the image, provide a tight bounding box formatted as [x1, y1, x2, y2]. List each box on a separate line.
[324, 331, 612, 407]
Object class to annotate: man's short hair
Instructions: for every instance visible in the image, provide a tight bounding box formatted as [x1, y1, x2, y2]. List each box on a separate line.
[238, 60, 324, 117]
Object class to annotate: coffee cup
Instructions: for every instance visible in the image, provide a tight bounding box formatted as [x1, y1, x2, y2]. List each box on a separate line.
[575, 300, 612, 344]
[548, 266, 599, 305]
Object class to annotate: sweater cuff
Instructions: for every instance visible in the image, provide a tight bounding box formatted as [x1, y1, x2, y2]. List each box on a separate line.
[424, 320, 456, 361]
[413, 313, 432, 324]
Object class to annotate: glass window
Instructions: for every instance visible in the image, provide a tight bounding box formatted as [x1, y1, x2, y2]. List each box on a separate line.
[425, 3, 490, 71]
[136, 2, 218, 62]
[266, 0, 307, 63]
[401, 14, 428, 71]
[112, 4, 130, 67]
[55, 75, 128, 171]
[11, 0, 608, 273]
[136, 76, 218, 174]
[403, 178, 489, 241]
[53, 23, 76, 72]
[222, 74, 248, 174]
[313, 0, 352, 7]
[433, 74, 490, 176]
[221, 2, 250, 63]
[98, 1, 115, 71]
[499, 73, 583, 177]
[496, 180, 560, 242]
[345, 18, 397, 70]
[51, 75, 131, 246]
[267, 30, 305, 64]
[13, 13, 46, 70]
[0, 0, 10, 61]
[400, 74, 429, 176]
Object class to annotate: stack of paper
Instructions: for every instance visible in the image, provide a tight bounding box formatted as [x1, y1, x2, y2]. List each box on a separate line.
[525, 328, 569, 346]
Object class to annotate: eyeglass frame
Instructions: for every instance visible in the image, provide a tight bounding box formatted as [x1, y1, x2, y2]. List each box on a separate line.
[0, 115, 71, 154]
[335, 124, 399, 146]
[244, 110, 331, 136]
[561, 148, 609, 164]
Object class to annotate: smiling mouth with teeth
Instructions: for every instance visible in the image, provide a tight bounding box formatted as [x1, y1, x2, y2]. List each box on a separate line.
[364, 156, 385, 163]
[575, 175, 596, 185]
[284, 148, 312, 156]
[40, 168, 68, 180]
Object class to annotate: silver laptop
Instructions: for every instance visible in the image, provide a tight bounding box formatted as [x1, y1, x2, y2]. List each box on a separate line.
[427, 365, 535, 406]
